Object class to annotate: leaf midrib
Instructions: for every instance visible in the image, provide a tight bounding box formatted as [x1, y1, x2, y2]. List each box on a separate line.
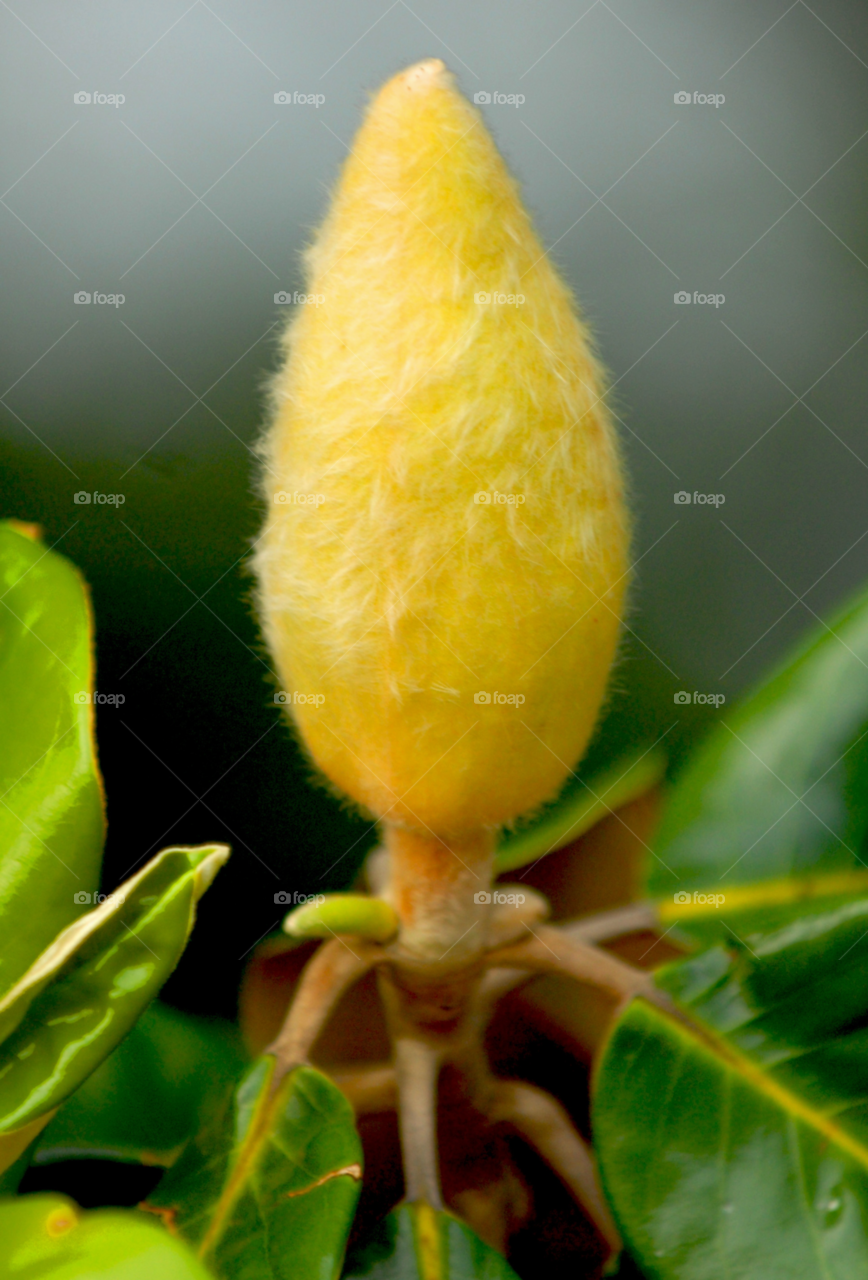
[647, 996, 868, 1171]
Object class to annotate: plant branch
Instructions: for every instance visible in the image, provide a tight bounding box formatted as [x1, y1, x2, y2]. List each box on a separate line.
[484, 926, 659, 1003]
[558, 902, 658, 946]
[394, 1036, 444, 1207]
[489, 1079, 622, 1258]
[266, 938, 385, 1082]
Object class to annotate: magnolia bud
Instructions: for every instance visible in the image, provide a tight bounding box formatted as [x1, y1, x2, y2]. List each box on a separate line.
[255, 59, 627, 849]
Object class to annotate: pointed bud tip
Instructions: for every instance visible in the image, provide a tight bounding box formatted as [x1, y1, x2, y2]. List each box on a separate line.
[398, 57, 448, 88]
[373, 58, 456, 112]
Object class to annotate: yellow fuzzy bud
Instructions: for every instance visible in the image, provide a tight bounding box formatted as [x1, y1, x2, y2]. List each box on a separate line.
[255, 59, 627, 842]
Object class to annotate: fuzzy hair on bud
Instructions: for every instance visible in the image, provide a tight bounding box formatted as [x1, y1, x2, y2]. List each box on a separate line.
[255, 59, 628, 838]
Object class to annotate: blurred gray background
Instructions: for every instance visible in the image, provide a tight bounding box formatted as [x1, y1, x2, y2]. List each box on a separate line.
[2, 0, 867, 1010]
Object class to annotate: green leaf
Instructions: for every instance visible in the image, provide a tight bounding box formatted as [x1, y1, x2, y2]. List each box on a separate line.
[0, 844, 229, 1138]
[655, 866, 868, 950]
[594, 898, 868, 1279]
[650, 582, 868, 895]
[343, 1202, 521, 1280]
[495, 747, 666, 876]
[147, 1058, 362, 1280]
[35, 1001, 248, 1167]
[0, 1193, 214, 1279]
[0, 521, 104, 993]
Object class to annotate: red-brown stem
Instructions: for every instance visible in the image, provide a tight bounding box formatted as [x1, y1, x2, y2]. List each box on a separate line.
[383, 824, 495, 968]
[266, 937, 384, 1082]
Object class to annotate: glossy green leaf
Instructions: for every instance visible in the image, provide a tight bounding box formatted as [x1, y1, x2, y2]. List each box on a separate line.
[0, 1193, 214, 1278]
[650, 582, 868, 895]
[147, 1057, 362, 1279]
[0, 843, 229, 1138]
[496, 747, 665, 875]
[343, 1202, 521, 1280]
[655, 865, 868, 950]
[35, 1001, 247, 1167]
[0, 521, 104, 993]
[282, 893, 398, 942]
[594, 897, 868, 1279]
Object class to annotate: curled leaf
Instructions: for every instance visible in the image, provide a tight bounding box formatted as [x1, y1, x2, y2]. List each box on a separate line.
[0, 844, 229, 1143]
